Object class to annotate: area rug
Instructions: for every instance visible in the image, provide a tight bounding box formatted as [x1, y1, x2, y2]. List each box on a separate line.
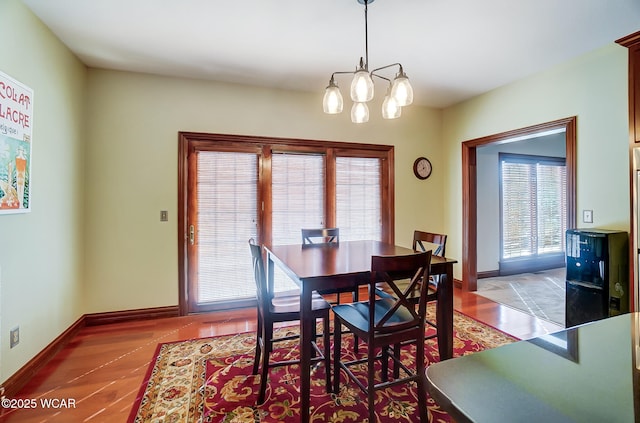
[128, 309, 516, 422]
[475, 267, 566, 326]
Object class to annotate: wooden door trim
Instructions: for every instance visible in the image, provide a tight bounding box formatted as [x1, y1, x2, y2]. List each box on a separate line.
[461, 117, 577, 291]
[177, 132, 395, 315]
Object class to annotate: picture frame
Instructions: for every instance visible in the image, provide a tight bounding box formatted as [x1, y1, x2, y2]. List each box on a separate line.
[0, 70, 33, 214]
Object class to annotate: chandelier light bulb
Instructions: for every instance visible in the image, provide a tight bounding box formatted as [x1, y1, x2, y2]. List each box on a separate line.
[323, 77, 343, 114]
[382, 93, 401, 119]
[390, 68, 413, 107]
[351, 102, 369, 123]
[350, 58, 374, 102]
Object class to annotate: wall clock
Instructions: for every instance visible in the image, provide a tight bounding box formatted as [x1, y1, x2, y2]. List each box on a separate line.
[413, 157, 432, 180]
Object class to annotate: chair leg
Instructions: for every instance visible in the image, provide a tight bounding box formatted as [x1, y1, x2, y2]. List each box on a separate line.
[333, 318, 342, 395]
[367, 342, 376, 423]
[381, 346, 389, 382]
[323, 313, 331, 392]
[257, 322, 273, 404]
[311, 317, 317, 359]
[416, 335, 429, 422]
[252, 316, 263, 375]
[352, 289, 359, 355]
[393, 343, 401, 379]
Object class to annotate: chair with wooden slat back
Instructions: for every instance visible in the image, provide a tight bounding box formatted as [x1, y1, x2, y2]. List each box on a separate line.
[332, 250, 432, 423]
[375, 230, 447, 334]
[249, 239, 331, 404]
[301, 228, 359, 305]
[413, 230, 447, 257]
[413, 229, 447, 289]
[301, 228, 361, 353]
[301, 227, 340, 245]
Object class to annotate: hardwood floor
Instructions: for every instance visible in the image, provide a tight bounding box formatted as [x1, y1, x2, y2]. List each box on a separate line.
[0, 289, 562, 422]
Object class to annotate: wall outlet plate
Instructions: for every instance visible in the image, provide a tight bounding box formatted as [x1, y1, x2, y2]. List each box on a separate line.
[583, 209, 593, 223]
[10, 327, 19, 348]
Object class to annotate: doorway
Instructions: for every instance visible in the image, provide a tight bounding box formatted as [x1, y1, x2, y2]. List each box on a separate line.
[461, 117, 577, 292]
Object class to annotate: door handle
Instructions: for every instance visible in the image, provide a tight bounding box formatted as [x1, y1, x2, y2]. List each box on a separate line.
[189, 225, 195, 245]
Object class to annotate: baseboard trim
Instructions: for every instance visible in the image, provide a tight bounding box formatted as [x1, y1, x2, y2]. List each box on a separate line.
[1, 317, 85, 398]
[84, 305, 180, 326]
[478, 270, 500, 279]
[1, 305, 180, 398]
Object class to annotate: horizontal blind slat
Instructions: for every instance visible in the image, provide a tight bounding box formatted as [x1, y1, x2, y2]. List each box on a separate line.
[196, 151, 258, 303]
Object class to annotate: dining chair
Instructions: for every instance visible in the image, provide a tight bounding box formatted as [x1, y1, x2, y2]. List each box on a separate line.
[301, 228, 358, 305]
[249, 239, 331, 404]
[332, 251, 432, 423]
[376, 230, 447, 320]
[301, 227, 340, 244]
[301, 227, 360, 352]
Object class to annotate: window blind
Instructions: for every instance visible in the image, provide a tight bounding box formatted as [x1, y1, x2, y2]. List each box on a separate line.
[271, 153, 325, 245]
[336, 157, 382, 241]
[197, 151, 258, 303]
[501, 154, 566, 260]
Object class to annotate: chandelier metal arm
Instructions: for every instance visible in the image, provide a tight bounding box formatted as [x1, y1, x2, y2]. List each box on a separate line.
[370, 62, 403, 76]
[330, 70, 359, 79]
[370, 73, 391, 84]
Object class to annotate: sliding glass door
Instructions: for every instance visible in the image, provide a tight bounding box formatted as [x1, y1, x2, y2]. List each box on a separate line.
[193, 151, 259, 305]
[179, 133, 394, 313]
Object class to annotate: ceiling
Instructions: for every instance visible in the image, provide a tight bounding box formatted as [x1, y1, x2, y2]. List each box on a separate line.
[22, 0, 640, 108]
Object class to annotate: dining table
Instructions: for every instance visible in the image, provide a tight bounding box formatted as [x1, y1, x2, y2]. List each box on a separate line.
[264, 239, 457, 423]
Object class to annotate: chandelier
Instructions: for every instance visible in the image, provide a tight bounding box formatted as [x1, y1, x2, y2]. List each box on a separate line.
[322, 0, 413, 123]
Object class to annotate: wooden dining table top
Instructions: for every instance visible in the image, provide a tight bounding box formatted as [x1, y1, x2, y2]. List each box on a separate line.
[266, 239, 455, 280]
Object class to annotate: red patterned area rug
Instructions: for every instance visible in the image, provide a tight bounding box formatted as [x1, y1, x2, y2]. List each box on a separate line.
[128, 309, 515, 422]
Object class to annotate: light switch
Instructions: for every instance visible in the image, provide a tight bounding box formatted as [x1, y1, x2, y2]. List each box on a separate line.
[160, 210, 168, 222]
[582, 210, 593, 223]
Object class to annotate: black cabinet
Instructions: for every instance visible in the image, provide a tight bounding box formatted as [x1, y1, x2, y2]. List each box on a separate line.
[565, 229, 628, 327]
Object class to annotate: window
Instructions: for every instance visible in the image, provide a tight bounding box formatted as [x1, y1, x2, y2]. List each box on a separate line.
[272, 153, 325, 245]
[336, 157, 382, 241]
[500, 153, 566, 273]
[179, 133, 394, 313]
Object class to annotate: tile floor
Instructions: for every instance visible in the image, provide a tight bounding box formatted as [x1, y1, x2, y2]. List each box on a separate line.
[476, 267, 566, 326]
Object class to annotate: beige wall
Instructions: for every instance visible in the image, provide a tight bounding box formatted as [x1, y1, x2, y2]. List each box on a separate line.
[83, 70, 444, 312]
[0, 0, 86, 381]
[443, 43, 631, 280]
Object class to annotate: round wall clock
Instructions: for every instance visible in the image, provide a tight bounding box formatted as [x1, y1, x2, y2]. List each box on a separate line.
[413, 157, 432, 180]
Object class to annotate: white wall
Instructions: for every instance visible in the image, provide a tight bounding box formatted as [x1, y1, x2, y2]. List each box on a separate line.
[82, 70, 444, 312]
[0, 0, 86, 381]
[443, 43, 630, 280]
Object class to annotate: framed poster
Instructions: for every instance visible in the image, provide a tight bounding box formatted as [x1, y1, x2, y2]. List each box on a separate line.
[0, 70, 33, 214]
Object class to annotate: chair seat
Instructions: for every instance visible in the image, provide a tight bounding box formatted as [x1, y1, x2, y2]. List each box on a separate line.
[332, 299, 417, 334]
[271, 291, 331, 314]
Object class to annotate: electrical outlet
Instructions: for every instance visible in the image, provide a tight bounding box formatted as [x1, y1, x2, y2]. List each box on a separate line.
[10, 327, 19, 348]
[583, 209, 593, 223]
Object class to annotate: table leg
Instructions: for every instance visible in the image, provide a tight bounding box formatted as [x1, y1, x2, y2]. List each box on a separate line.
[436, 263, 454, 360]
[299, 283, 313, 423]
